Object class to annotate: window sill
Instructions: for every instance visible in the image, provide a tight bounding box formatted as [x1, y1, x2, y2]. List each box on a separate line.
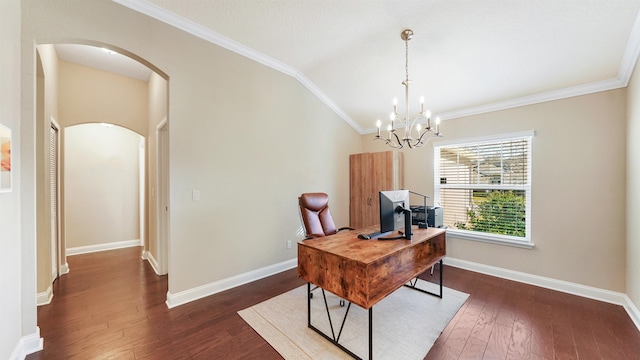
[445, 229, 535, 249]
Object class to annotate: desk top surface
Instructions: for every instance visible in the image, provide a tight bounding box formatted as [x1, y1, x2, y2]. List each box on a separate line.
[298, 225, 446, 265]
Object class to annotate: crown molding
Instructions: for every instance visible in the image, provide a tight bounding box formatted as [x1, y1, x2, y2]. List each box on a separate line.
[439, 77, 625, 121]
[361, 77, 627, 134]
[294, 71, 364, 133]
[112, 0, 294, 75]
[619, 8, 640, 86]
[112, 0, 361, 133]
[115, 0, 640, 136]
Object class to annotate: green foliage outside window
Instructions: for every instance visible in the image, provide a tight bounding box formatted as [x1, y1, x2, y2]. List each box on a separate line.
[454, 190, 526, 237]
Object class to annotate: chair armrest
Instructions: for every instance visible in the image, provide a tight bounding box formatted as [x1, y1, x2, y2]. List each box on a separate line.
[337, 227, 355, 232]
[304, 234, 324, 240]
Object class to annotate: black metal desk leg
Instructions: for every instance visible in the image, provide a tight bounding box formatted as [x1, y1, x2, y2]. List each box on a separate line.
[439, 259, 443, 298]
[369, 308, 373, 360]
[307, 282, 311, 326]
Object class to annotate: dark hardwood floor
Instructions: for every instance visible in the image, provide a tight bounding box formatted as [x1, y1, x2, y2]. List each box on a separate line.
[27, 247, 640, 359]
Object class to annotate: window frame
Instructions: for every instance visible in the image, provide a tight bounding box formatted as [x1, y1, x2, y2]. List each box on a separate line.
[433, 131, 534, 249]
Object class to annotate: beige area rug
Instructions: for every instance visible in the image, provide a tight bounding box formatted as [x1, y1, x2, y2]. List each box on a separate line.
[238, 279, 469, 360]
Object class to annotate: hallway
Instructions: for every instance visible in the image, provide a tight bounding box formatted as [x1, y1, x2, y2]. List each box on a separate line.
[28, 247, 295, 359]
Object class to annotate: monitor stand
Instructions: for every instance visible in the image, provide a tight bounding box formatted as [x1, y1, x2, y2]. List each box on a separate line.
[403, 208, 412, 240]
[358, 231, 392, 240]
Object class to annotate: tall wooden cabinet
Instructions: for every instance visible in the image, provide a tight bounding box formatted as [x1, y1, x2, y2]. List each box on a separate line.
[349, 151, 404, 228]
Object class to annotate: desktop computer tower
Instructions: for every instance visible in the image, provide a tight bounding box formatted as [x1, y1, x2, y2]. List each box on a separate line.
[426, 206, 443, 228]
[410, 206, 443, 228]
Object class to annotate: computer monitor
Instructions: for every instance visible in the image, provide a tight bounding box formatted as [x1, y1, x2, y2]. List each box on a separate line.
[379, 190, 411, 238]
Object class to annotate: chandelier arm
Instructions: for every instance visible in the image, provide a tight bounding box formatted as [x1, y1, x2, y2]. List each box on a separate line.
[415, 129, 432, 146]
[374, 136, 402, 149]
[392, 131, 404, 149]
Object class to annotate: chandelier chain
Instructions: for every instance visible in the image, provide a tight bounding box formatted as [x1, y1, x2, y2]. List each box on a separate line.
[405, 39, 409, 85]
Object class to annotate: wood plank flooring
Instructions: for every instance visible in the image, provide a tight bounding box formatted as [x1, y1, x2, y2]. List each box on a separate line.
[26, 247, 640, 359]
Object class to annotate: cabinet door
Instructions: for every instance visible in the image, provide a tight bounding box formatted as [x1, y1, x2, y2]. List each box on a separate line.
[368, 151, 392, 226]
[350, 151, 404, 229]
[349, 153, 371, 228]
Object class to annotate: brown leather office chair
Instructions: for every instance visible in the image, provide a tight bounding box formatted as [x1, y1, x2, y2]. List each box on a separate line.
[298, 192, 353, 239]
[298, 192, 352, 305]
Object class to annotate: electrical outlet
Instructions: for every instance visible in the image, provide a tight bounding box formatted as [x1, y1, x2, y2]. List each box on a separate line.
[286, 240, 292, 249]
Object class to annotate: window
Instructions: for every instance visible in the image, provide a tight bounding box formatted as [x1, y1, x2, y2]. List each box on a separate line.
[434, 131, 533, 247]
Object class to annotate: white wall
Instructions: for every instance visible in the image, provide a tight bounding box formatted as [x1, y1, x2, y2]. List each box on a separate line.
[627, 56, 640, 309]
[0, 1, 28, 359]
[65, 124, 142, 250]
[364, 89, 627, 293]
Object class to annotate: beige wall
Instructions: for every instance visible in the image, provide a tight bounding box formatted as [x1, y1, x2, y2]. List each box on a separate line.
[32, 51, 149, 294]
[21, 0, 361, 298]
[64, 124, 142, 249]
[34, 45, 60, 294]
[627, 57, 640, 307]
[57, 60, 149, 254]
[146, 72, 168, 271]
[58, 60, 149, 135]
[364, 90, 627, 292]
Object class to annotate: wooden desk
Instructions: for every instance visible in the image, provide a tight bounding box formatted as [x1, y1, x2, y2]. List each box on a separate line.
[298, 225, 446, 309]
[297, 225, 446, 359]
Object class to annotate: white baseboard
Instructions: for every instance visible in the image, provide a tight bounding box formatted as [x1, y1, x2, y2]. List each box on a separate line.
[444, 257, 627, 304]
[166, 258, 298, 308]
[623, 294, 640, 331]
[162, 254, 640, 333]
[59, 262, 69, 275]
[142, 250, 163, 276]
[37, 284, 53, 306]
[9, 327, 43, 360]
[444, 257, 640, 331]
[66, 239, 141, 256]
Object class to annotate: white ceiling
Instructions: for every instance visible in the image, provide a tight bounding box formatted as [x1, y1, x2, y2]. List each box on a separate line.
[61, 0, 640, 133]
[55, 44, 152, 82]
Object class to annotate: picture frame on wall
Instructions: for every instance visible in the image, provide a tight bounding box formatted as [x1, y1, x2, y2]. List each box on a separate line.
[1, 123, 12, 193]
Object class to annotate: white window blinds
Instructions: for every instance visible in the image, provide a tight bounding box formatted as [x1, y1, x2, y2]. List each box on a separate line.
[435, 132, 532, 244]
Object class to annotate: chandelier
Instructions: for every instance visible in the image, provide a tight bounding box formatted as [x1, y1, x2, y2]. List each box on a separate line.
[375, 29, 442, 149]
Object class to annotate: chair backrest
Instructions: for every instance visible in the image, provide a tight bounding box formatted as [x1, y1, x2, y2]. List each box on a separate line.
[299, 192, 338, 238]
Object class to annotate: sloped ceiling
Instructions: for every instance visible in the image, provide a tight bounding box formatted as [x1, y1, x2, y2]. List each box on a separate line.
[66, 0, 640, 134]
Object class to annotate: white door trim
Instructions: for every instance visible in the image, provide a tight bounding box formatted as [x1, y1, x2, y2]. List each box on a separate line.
[155, 117, 169, 275]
